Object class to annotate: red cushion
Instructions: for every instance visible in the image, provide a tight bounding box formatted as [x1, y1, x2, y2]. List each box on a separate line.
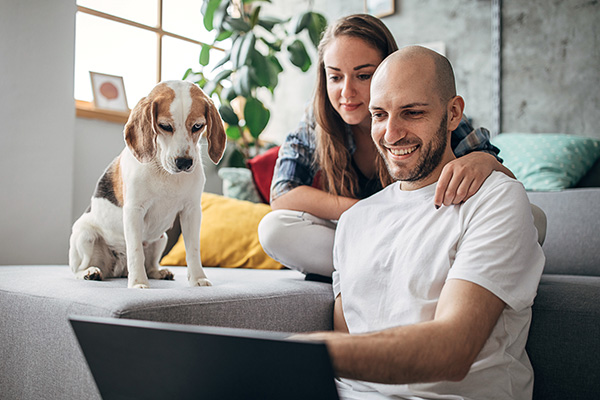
[246, 146, 280, 203]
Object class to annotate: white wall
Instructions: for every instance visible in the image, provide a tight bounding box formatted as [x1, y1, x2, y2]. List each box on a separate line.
[72, 118, 125, 218]
[0, 0, 76, 265]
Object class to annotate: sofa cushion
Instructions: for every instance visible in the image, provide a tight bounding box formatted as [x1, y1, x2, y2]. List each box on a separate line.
[217, 167, 263, 203]
[161, 193, 283, 269]
[492, 133, 600, 191]
[527, 274, 600, 400]
[247, 145, 280, 203]
[0, 266, 332, 330]
[527, 188, 600, 276]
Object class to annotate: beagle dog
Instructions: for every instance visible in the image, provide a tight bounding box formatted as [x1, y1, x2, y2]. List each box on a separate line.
[69, 81, 226, 288]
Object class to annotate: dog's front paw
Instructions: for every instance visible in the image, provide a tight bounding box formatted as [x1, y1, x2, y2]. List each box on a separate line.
[83, 267, 103, 281]
[190, 278, 212, 287]
[148, 268, 174, 280]
[130, 283, 150, 289]
[128, 277, 150, 289]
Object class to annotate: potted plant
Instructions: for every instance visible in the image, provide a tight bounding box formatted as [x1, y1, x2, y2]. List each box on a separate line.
[184, 0, 327, 166]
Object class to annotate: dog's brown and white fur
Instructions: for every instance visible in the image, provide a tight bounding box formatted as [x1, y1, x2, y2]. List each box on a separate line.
[69, 81, 226, 288]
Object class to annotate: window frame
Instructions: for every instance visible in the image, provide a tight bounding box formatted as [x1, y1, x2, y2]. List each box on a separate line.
[75, 1, 219, 123]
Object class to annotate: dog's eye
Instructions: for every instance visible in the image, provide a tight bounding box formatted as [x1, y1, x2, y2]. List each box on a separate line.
[192, 123, 205, 133]
[159, 123, 173, 132]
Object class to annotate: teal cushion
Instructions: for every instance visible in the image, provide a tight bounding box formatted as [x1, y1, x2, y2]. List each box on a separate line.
[217, 167, 262, 203]
[491, 133, 600, 191]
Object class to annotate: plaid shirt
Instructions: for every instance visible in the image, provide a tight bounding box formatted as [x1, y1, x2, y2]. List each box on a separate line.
[270, 110, 501, 202]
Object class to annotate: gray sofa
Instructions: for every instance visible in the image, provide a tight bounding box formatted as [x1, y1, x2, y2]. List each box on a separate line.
[1, 164, 599, 400]
[525, 188, 600, 400]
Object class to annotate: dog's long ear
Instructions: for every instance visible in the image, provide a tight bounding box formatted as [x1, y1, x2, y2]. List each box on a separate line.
[124, 97, 157, 163]
[206, 98, 227, 164]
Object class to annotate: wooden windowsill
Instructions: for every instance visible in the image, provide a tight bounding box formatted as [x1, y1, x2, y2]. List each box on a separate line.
[75, 100, 130, 124]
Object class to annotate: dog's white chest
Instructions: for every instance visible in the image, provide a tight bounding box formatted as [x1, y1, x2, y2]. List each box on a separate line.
[124, 161, 204, 241]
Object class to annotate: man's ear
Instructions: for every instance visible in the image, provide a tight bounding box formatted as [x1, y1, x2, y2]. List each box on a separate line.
[447, 95, 465, 131]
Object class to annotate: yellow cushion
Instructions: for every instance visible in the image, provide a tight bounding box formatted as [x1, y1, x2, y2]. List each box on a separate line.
[160, 192, 283, 269]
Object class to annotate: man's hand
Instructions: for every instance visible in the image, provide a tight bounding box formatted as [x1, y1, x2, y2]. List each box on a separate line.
[434, 152, 515, 208]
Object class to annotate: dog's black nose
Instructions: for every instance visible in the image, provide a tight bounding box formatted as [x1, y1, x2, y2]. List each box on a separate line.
[175, 157, 193, 171]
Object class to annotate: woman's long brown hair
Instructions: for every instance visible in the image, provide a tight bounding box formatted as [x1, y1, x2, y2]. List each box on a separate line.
[313, 14, 398, 198]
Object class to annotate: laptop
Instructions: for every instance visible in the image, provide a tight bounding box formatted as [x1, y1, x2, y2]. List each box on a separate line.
[69, 315, 340, 400]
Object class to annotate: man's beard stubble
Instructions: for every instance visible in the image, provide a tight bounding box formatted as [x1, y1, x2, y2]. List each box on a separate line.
[380, 113, 448, 183]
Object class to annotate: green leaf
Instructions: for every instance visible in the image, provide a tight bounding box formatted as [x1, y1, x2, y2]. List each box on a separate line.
[244, 97, 270, 138]
[221, 85, 237, 102]
[203, 0, 222, 31]
[212, 51, 231, 71]
[224, 17, 251, 32]
[287, 39, 311, 72]
[259, 37, 281, 52]
[212, 0, 230, 31]
[202, 80, 218, 95]
[267, 54, 283, 73]
[229, 35, 244, 69]
[249, 50, 270, 87]
[203, 68, 232, 95]
[307, 12, 328, 47]
[257, 16, 285, 31]
[199, 43, 211, 66]
[234, 65, 252, 96]
[225, 124, 242, 140]
[189, 71, 207, 87]
[214, 68, 233, 82]
[249, 5, 261, 27]
[227, 147, 247, 168]
[238, 32, 256, 67]
[182, 68, 193, 80]
[265, 55, 282, 90]
[214, 29, 233, 42]
[195, 77, 208, 88]
[293, 11, 312, 34]
[219, 104, 239, 125]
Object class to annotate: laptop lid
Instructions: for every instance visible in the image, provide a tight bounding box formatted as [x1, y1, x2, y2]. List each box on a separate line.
[69, 315, 340, 400]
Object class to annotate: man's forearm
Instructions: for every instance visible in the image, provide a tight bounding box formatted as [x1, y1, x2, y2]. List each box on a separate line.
[306, 280, 505, 385]
[318, 321, 474, 384]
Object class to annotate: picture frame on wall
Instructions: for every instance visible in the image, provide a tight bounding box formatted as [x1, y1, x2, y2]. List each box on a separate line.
[365, 0, 395, 18]
[89, 72, 129, 112]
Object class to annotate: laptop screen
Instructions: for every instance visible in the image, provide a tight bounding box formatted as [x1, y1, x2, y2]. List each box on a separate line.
[69, 315, 340, 400]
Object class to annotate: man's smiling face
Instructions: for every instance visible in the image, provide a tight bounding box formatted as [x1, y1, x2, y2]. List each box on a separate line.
[369, 52, 454, 189]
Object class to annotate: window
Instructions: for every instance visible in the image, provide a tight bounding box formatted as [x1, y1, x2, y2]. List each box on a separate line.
[75, 0, 225, 122]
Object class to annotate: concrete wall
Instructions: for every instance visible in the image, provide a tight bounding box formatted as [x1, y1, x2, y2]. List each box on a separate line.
[502, 0, 600, 136]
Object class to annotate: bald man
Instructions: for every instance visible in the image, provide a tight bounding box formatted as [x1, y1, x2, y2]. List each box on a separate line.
[303, 46, 545, 400]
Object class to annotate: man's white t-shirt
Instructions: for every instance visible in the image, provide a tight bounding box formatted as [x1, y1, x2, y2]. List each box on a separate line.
[332, 172, 545, 400]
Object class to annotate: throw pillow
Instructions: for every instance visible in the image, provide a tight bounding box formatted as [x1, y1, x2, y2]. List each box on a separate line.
[160, 193, 283, 269]
[491, 133, 600, 191]
[246, 146, 281, 203]
[218, 167, 263, 203]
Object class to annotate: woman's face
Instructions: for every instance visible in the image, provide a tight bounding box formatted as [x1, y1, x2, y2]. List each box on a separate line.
[323, 36, 384, 127]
